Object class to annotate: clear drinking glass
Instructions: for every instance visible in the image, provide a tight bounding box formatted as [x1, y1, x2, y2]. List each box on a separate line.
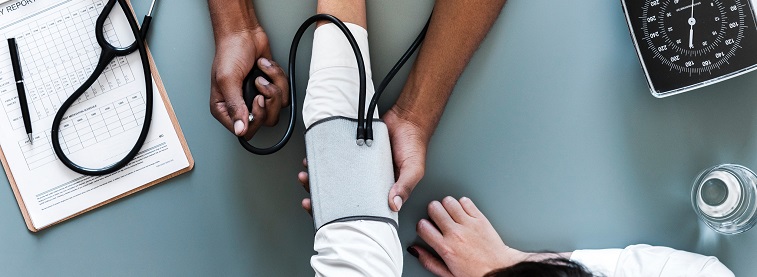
[692, 164, 757, 235]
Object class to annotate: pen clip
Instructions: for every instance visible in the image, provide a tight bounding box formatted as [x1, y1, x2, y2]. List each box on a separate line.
[15, 45, 22, 80]
[7, 38, 23, 80]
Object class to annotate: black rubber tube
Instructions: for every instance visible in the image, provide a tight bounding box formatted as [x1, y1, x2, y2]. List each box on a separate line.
[365, 16, 430, 142]
[238, 14, 367, 153]
[240, 13, 430, 153]
[51, 0, 153, 175]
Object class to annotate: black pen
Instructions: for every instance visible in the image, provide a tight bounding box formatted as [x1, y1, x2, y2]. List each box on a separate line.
[7, 38, 32, 144]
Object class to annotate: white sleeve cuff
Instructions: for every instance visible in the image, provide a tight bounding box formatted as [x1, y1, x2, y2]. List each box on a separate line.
[570, 248, 623, 276]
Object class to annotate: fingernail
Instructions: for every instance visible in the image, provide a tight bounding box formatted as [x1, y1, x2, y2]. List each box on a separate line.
[257, 95, 265, 108]
[260, 57, 272, 67]
[233, 120, 244, 136]
[393, 196, 403, 211]
[257, 76, 270, 86]
[407, 246, 419, 258]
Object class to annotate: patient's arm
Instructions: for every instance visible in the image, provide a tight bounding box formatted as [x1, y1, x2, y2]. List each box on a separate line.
[316, 0, 366, 28]
[305, 1, 403, 276]
[301, 0, 376, 128]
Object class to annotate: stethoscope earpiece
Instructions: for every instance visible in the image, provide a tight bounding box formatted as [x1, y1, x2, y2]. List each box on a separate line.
[51, 0, 155, 175]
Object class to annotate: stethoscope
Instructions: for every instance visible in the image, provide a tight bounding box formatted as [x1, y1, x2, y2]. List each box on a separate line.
[239, 14, 429, 154]
[51, 0, 156, 175]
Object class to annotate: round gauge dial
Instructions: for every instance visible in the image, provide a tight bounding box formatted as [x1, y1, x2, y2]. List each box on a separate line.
[642, 0, 747, 74]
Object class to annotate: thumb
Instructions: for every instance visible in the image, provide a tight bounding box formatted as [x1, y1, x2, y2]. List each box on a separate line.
[388, 160, 424, 212]
[218, 73, 251, 136]
[408, 246, 453, 277]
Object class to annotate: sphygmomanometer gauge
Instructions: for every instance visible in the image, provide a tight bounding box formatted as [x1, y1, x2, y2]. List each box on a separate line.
[622, 0, 757, 97]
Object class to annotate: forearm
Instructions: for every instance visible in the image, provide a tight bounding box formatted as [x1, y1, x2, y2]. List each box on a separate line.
[307, 13, 401, 275]
[394, 0, 507, 141]
[207, 0, 260, 40]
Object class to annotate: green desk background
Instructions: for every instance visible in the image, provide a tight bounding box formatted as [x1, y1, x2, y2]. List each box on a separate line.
[3, 0, 757, 275]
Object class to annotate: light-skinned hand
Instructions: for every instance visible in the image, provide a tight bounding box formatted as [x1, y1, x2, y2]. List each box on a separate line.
[409, 197, 528, 277]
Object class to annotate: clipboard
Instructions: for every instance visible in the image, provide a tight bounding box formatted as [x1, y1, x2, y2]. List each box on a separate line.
[0, 0, 194, 232]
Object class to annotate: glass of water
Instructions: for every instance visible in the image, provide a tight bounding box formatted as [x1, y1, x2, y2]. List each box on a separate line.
[692, 164, 757, 235]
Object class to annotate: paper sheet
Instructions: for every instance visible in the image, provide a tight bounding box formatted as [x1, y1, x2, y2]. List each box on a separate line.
[0, 0, 190, 230]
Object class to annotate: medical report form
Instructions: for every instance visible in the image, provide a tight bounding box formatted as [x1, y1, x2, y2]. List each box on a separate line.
[0, 0, 191, 230]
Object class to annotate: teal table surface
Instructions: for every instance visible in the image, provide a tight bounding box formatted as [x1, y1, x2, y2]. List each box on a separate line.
[3, 0, 757, 276]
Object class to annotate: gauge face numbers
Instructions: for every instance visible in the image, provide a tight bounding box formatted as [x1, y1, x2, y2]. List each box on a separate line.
[642, 0, 746, 74]
[624, 0, 757, 96]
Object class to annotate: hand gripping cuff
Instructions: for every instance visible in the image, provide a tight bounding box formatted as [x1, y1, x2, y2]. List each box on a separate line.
[305, 116, 398, 230]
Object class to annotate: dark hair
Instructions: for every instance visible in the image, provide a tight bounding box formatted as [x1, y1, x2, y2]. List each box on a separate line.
[484, 258, 597, 277]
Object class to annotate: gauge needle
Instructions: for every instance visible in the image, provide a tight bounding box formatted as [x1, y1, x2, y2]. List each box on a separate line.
[689, 0, 696, 49]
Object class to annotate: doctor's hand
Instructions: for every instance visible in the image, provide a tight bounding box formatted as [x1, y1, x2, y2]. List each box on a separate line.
[296, 106, 430, 214]
[209, 27, 289, 139]
[384, 107, 429, 212]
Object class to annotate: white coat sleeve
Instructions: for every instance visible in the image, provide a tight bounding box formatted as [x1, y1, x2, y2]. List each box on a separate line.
[570, 244, 734, 277]
[303, 22, 378, 129]
[311, 221, 403, 277]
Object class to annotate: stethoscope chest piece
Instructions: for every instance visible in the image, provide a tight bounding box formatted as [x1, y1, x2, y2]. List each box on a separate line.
[51, 0, 155, 176]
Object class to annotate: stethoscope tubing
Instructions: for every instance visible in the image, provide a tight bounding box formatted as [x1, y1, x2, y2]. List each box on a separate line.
[365, 17, 429, 142]
[238, 14, 367, 154]
[51, 0, 153, 175]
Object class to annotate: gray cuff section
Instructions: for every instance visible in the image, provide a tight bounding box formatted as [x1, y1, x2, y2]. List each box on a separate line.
[305, 117, 398, 230]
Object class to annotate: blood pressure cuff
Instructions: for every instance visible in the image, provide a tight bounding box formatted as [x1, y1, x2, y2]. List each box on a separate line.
[305, 116, 398, 230]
